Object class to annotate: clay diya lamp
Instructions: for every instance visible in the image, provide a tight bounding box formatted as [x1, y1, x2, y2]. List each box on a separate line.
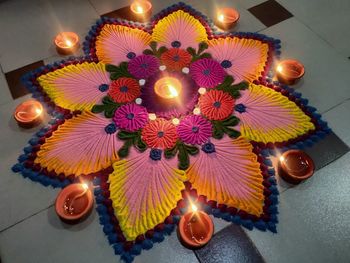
[276, 59, 305, 85]
[14, 100, 43, 128]
[54, 32, 80, 55]
[215, 7, 240, 31]
[55, 183, 94, 223]
[278, 150, 315, 184]
[177, 204, 214, 249]
[130, 0, 152, 22]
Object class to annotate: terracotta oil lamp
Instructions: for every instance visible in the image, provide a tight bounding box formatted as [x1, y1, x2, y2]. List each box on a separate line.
[55, 183, 94, 223]
[278, 150, 315, 184]
[130, 0, 152, 21]
[54, 32, 80, 55]
[14, 100, 43, 128]
[177, 204, 214, 249]
[215, 7, 240, 31]
[154, 77, 182, 100]
[276, 59, 305, 85]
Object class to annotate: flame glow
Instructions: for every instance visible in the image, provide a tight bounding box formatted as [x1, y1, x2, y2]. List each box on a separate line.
[136, 5, 144, 13]
[277, 65, 283, 73]
[218, 14, 225, 22]
[65, 39, 73, 47]
[191, 204, 198, 212]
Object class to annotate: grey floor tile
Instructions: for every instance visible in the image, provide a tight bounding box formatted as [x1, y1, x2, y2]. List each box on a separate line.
[0, 205, 118, 263]
[0, 204, 198, 263]
[0, 0, 99, 73]
[261, 18, 350, 113]
[245, 152, 350, 263]
[303, 132, 349, 170]
[0, 69, 12, 106]
[212, 216, 232, 234]
[277, 0, 350, 57]
[133, 231, 198, 263]
[196, 224, 264, 263]
[323, 99, 350, 146]
[0, 98, 57, 231]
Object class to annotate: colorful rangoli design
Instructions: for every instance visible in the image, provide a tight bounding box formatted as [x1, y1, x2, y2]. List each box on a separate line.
[13, 2, 331, 262]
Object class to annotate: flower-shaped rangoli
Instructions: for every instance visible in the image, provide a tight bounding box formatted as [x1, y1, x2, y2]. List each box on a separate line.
[13, 3, 330, 262]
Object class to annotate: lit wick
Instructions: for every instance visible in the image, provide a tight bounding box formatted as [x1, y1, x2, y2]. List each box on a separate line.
[65, 39, 73, 47]
[136, 5, 144, 14]
[154, 77, 182, 99]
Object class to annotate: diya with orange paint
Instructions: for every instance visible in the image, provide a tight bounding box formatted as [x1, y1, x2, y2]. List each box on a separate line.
[278, 150, 315, 184]
[215, 7, 240, 31]
[54, 32, 80, 55]
[178, 204, 214, 248]
[130, 0, 152, 21]
[14, 100, 43, 128]
[276, 59, 305, 85]
[55, 183, 94, 222]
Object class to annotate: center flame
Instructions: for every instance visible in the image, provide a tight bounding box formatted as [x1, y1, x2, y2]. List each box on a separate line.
[154, 77, 182, 99]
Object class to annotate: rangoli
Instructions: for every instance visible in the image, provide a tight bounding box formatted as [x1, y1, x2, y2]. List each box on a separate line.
[12, 2, 331, 262]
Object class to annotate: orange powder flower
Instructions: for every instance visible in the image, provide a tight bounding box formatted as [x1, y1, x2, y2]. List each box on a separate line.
[199, 89, 234, 120]
[160, 48, 192, 71]
[141, 118, 178, 149]
[108, 77, 140, 103]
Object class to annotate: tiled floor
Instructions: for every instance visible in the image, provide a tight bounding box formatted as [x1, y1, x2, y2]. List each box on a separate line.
[0, 0, 349, 263]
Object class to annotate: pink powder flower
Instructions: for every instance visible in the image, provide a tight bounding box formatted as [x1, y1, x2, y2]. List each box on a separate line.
[177, 115, 212, 145]
[127, 54, 160, 79]
[190, 58, 226, 88]
[113, 103, 148, 132]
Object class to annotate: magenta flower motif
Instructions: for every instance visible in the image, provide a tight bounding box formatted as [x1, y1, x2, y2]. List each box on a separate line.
[177, 115, 212, 145]
[127, 54, 160, 79]
[113, 103, 148, 132]
[190, 58, 226, 88]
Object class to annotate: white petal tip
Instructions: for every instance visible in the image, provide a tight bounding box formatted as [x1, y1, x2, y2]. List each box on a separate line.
[182, 67, 190, 74]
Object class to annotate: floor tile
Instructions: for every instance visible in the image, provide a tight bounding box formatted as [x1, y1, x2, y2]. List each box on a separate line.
[0, 204, 198, 263]
[272, 132, 349, 193]
[245, 152, 350, 263]
[323, 99, 350, 146]
[0, 206, 118, 263]
[212, 216, 232, 234]
[90, 0, 266, 33]
[133, 231, 198, 263]
[303, 132, 349, 170]
[0, 0, 99, 73]
[0, 68, 12, 106]
[277, 0, 350, 57]
[0, 98, 57, 231]
[248, 0, 293, 27]
[261, 18, 350, 113]
[196, 224, 264, 263]
[4, 60, 44, 99]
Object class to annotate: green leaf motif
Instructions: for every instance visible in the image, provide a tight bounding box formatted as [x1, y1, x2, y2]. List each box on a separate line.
[91, 104, 105, 113]
[198, 42, 209, 54]
[222, 116, 240, 127]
